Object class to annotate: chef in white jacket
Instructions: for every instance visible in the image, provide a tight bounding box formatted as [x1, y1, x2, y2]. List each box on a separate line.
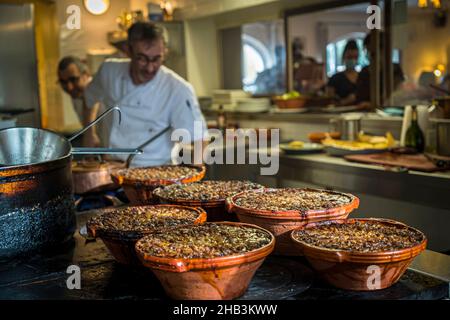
[84, 22, 207, 167]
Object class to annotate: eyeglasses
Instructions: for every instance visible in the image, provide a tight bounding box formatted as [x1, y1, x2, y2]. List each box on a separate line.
[58, 76, 80, 86]
[134, 53, 164, 67]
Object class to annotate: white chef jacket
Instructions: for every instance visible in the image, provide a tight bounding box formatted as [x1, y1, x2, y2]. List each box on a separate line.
[84, 58, 207, 167]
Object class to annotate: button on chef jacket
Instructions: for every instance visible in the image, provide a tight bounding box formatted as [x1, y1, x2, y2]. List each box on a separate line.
[84, 58, 207, 167]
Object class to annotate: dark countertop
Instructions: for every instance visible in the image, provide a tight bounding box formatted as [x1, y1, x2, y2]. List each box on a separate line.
[0, 210, 448, 300]
[235, 150, 450, 211]
[202, 110, 403, 124]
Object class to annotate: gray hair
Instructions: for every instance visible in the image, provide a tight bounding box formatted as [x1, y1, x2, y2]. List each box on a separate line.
[58, 56, 89, 74]
[127, 21, 167, 45]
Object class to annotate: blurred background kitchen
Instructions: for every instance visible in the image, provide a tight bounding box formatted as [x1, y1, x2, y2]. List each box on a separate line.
[1, 0, 450, 254]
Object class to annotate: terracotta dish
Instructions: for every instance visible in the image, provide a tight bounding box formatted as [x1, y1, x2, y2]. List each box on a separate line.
[86, 205, 206, 265]
[135, 222, 275, 300]
[290, 218, 427, 291]
[111, 165, 206, 204]
[226, 188, 359, 255]
[153, 180, 264, 222]
[72, 159, 125, 194]
[274, 97, 307, 109]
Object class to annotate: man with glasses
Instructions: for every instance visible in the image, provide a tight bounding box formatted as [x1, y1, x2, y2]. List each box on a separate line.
[57, 56, 101, 147]
[84, 22, 207, 167]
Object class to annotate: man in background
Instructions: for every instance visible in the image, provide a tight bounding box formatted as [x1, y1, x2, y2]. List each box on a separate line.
[83, 22, 207, 167]
[57, 56, 101, 147]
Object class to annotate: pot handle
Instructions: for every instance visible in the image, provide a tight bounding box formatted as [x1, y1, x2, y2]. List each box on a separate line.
[68, 106, 121, 142]
[126, 125, 171, 168]
[72, 147, 142, 155]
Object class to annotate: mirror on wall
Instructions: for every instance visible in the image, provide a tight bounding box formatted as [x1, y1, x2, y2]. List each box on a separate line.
[284, 0, 450, 110]
[285, 1, 375, 108]
[220, 19, 286, 95]
[391, 0, 450, 109]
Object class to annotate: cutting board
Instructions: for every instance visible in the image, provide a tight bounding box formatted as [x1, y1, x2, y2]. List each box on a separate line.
[344, 152, 441, 172]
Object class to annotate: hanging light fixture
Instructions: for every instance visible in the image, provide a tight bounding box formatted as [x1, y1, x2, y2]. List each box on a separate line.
[431, 0, 442, 8]
[418, 0, 442, 8]
[418, 0, 428, 8]
[84, 0, 110, 15]
[160, 1, 174, 21]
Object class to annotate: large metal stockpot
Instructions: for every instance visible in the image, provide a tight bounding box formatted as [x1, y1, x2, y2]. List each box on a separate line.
[0, 128, 76, 258]
[0, 109, 141, 258]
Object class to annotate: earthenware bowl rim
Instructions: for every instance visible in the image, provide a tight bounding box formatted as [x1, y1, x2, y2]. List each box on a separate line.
[86, 204, 207, 240]
[135, 221, 275, 271]
[290, 218, 427, 261]
[227, 187, 359, 219]
[111, 164, 206, 187]
[153, 181, 265, 206]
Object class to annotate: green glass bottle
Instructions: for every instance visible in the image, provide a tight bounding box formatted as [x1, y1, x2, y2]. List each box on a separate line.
[405, 106, 425, 153]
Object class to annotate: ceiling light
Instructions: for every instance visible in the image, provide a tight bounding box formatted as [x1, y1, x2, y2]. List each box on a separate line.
[84, 0, 110, 15]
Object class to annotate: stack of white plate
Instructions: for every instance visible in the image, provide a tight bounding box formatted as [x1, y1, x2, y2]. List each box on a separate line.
[271, 107, 308, 114]
[235, 98, 271, 113]
[212, 90, 249, 104]
[211, 90, 250, 112]
[210, 104, 237, 112]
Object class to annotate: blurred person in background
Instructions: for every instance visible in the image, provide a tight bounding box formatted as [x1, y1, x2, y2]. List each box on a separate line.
[326, 39, 359, 106]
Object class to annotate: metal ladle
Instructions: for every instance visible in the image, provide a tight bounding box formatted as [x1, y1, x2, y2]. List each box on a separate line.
[126, 126, 171, 168]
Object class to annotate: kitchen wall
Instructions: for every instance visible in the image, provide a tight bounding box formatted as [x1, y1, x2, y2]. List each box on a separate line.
[56, 0, 132, 131]
[181, 1, 285, 97]
[184, 17, 221, 97]
[396, 7, 450, 83]
[288, 10, 368, 62]
[181, 0, 371, 96]
[4, 0, 63, 131]
[56, 0, 129, 58]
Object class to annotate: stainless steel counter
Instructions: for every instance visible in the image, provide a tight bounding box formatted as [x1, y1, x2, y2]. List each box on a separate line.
[203, 110, 404, 141]
[278, 153, 450, 210]
[207, 150, 450, 252]
[410, 250, 450, 286]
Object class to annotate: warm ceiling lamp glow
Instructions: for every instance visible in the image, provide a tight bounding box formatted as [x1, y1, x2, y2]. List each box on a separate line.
[431, 0, 441, 8]
[418, 0, 428, 8]
[434, 69, 442, 77]
[84, 0, 110, 15]
[418, 0, 442, 8]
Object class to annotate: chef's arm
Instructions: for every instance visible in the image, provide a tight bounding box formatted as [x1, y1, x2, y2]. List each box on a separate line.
[81, 100, 101, 147]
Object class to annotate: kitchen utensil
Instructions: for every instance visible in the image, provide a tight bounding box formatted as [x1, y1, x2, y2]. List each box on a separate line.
[329, 113, 362, 140]
[111, 165, 206, 205]
[279, 142, 324, 155]
[0, 107, 142, 168]
[290, 218, 427, 291]
[226, 188, 359, 256]
[87, 205, 206, 265]
[344, 152, 441, 172]
[431, 118, 450, 156]
[0, 107, 141, 258]
[273, 97, 307, 109]
[321, 105, 364, 113]
[153, 181, 264, 222]
[126, 126, 171, 168]
[72, 158, 126, 194]
[272, 107, 308, 113]
[308, 132, 341, 143]
[135, 221, 275, 300]
[324, 146, 388, 157]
